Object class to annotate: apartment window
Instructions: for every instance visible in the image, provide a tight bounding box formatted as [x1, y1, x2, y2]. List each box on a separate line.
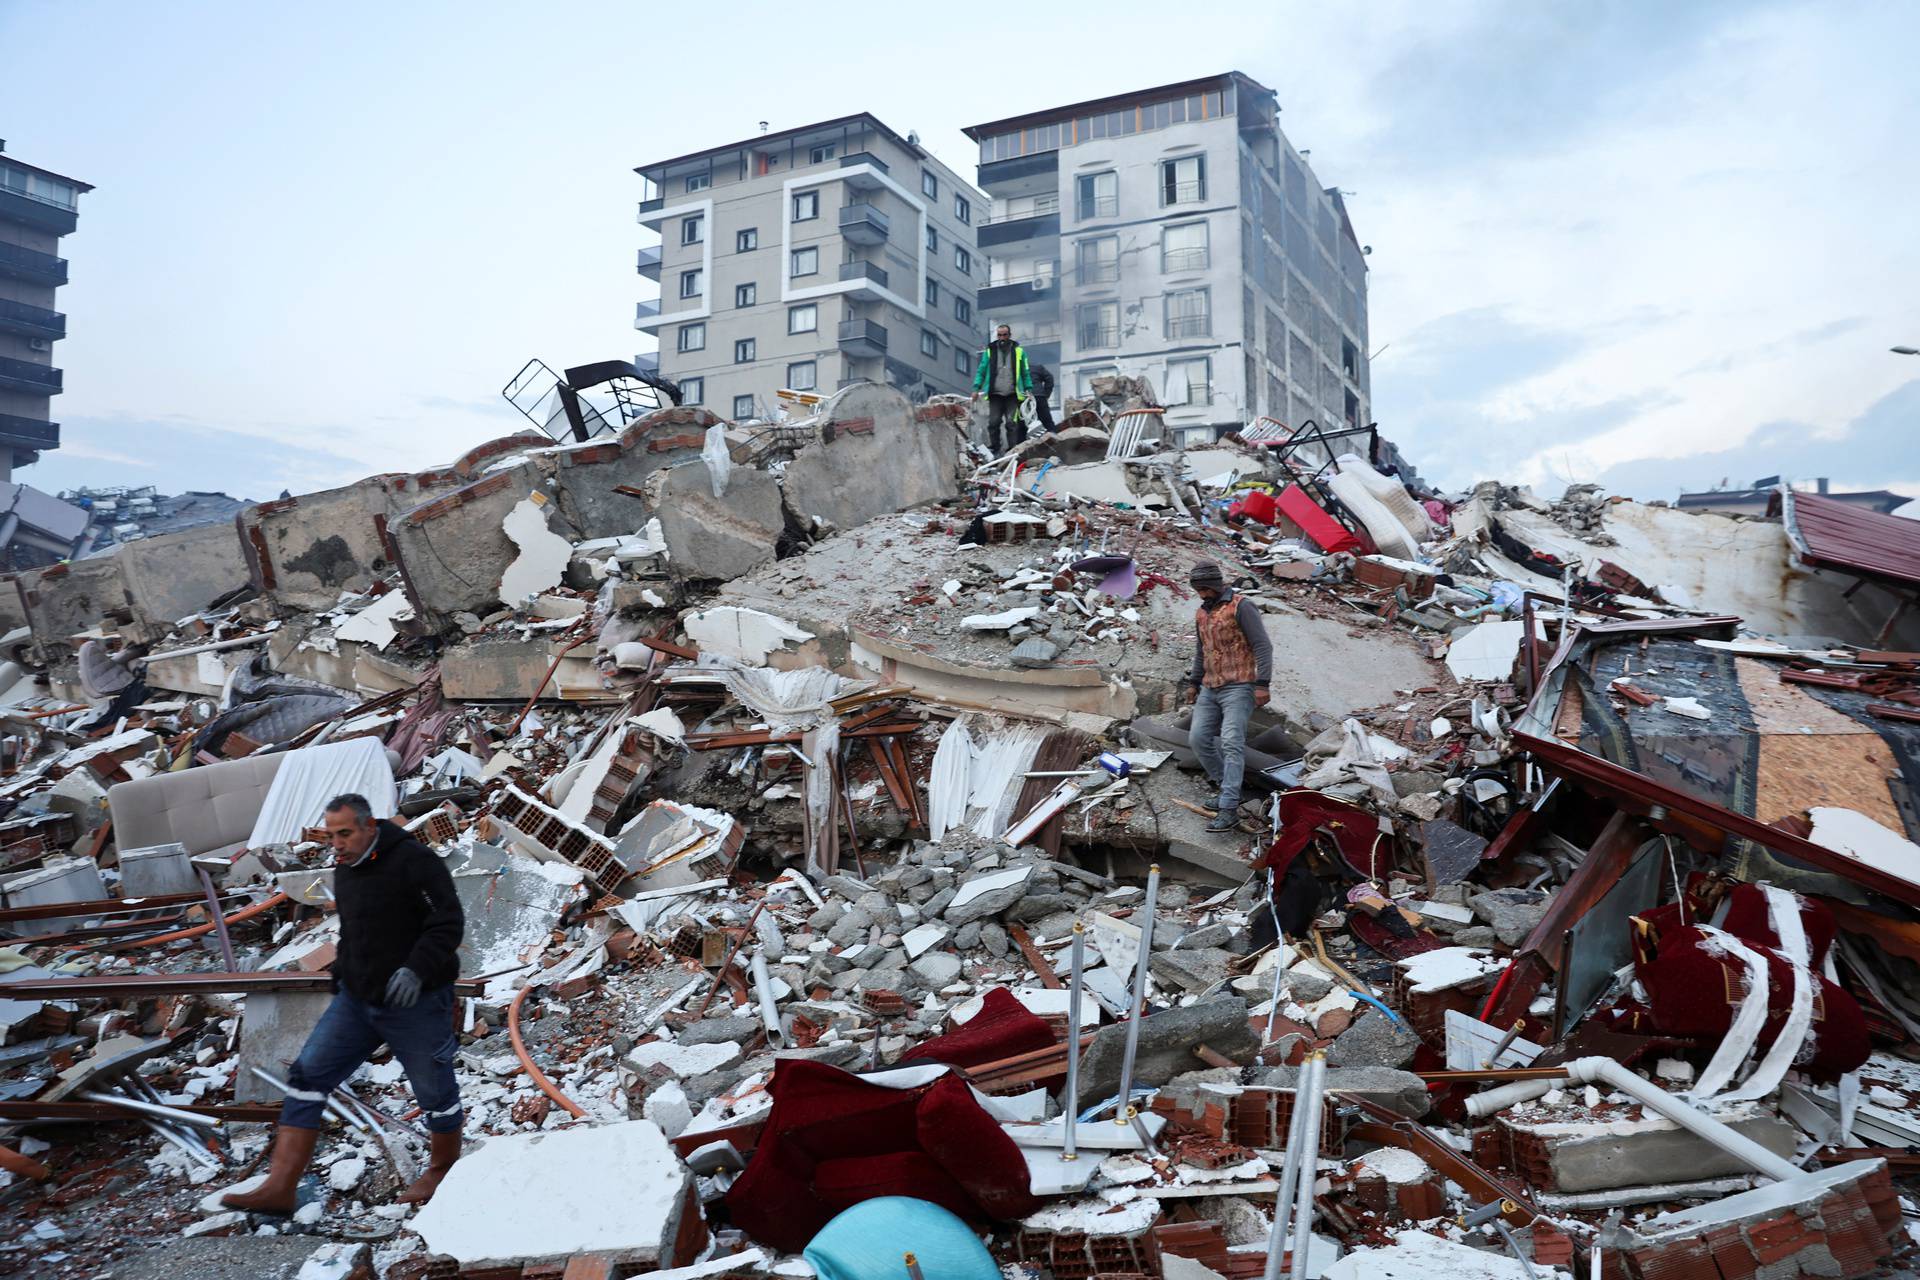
[677, 322, 706, 353]
[680, 213, 705, 245]
[1076, 171, 1118, 220]
[678, 269, 703, 299]
[788, 303, 817, 334]
[1165, 356, 1213, 406]
[808, 143, 835, 164]
[1076, 301, 1119, 348]
[921, 170, 938, 198]
[730, 393, 754, 419]
[1341, 337, 1359, 379]
[1161, 221, 1210, 273]
[954, 349, 971, 376]
[926, 225, 938, 253]
[955, 247, 972, 275]
[1165, 287, 1211, 338]
[954, 195, 971, 225]
[921, 329, 938, 357]
[787, 360, 817, 391]
[735, 282, 756, 308]
[734, 337, 756, 364]
[793, 190, 820, 221]
[954, 298, 972, 325]
[791, 246, 819, 277]
[678, 375, 703, 403]
[1160, 154, 1206, 206]
[685, 173, 711, 193]
[736, 227, 758, 252]
[925, 276, 940, 307]
[1075, 236, 1119, 285]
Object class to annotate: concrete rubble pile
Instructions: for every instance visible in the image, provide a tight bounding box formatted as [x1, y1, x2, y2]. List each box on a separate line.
[1, 386, 1918, 1280]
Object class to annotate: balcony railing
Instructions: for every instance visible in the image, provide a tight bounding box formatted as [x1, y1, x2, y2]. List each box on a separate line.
[839, 151, 889, 173]
[0, 297, 65, 339]
[1165, 314, 1212, 339]
[1075, 194, 1119, 220]
[1077, 325, 1120, 349]
[837, 318, 888, 355]
[0, 240, 68, 285]
[635, 245, 661, 278]
[838, 260, 890, 290]
[633, 299, 661, 329]
[0, 413, 59, 450]
[1076, 261, 1119, 285]
[0, 355, 61, 393]
[1162, 248, 1209, 273]
[1161, 181, 1206, 205]
[838, 202, 890, 244]
[982, 193, 1059, 225]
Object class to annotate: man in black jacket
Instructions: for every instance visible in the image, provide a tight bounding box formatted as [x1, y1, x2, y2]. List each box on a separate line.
[1030, 363, 1057, 435]
[224, 794, 465, 1215]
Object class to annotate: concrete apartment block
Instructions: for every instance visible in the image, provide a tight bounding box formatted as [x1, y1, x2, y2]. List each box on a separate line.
[0, 143, 90, 480]
[965, 72, 1370, 447]
[635, 114, 987, 417]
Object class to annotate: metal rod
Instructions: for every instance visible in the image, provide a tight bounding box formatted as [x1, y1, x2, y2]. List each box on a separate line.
[1493, 1221, 1539, 1278]
[249, 1066, 368, 1133]
[1289, 1052, 1329, 1280]
[1062, 922, 1085, 1163]
[1261, 1051, 1317, 1280]
[1126, 1105, 1159, 1159]
[77, 1089, 220, 1129]
[1481, 1019, 1526, 1070]
[1112, 863, 1160, 1123]
[333, 1081, 427, 1142]
[196, 864, 236, 972]
[1264, 947, 1289, 1046]
[142, 1115, 219, 1169]
[903, 1254, 925, 1280]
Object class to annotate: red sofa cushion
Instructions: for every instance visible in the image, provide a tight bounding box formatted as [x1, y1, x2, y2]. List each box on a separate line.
[900, 986, 1055, 1069]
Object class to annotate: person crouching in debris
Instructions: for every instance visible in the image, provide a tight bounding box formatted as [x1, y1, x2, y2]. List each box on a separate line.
[970, 323, 1032, 455]
[1183, 562, 1273, 833]
[223, 793, 465, 1215]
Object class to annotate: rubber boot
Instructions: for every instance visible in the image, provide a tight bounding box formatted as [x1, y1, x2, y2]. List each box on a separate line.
[395, 1129, 462, 1205]
[221, 1124, 319, 1216]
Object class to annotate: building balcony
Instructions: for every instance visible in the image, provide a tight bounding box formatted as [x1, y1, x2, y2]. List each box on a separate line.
[1166, 315, 1212, 340]
[979, 209, 1060, 250]
[0, 297, 65, 341]
[635, 245, 662, 280]
[839, 152, 890, 193]
[0, 413, 58, 451]
[633, 299, 662, 330]
[978, 151, 1059, 192]
[633, 352, 659, 377]
[0, 189, 78, 237]
[838, 202, 890, 246]
[838, 259, 890, 299]
[837, 318, 888, 358]
[0, 240, 67, 286]
[978, 275, 1057, 312]
[636, 197, 666, 227]
[0, 356, 60, 395]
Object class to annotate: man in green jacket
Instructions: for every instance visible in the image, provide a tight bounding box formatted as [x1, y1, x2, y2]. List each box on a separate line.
[970, 324, 1032, 455]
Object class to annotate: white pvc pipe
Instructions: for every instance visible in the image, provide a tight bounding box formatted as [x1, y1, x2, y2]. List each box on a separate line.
[750, 950, 785, 1049]
[1062, 923, 1085, 1164]
[1464, 1077, 1560, 1118]
[149, 634, 270, 662]
[1561, 1056, 1801, 1182]
[1112, 864, 1160, 1122]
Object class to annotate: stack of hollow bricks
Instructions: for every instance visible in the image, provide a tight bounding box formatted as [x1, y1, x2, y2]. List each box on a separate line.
[489, 785, 624, 895]
[1150, 1084, 1345, 1157]
[1619, 1163, 1902, 1280]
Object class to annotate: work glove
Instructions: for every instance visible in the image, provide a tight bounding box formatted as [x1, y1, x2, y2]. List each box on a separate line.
[384, 967, 423, 1009]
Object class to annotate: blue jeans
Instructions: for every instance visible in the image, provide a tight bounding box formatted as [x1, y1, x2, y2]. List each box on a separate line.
[1191, 681, 1258, 813]
[280, 985, 463, 1133]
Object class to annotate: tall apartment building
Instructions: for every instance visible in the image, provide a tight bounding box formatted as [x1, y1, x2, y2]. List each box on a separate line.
[0, 142, 89, 480]
[964, 73, 1370, 447]
[635, 115, 986, 420]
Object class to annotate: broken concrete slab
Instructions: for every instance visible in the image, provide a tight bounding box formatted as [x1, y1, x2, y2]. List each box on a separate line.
[1075, 996, 1259, 1103]
[110, 520, 250, 637]
[943, 864, 1034, 926]
[782, 383, 960, 534]
[411, 1120, 692, 1269]
[646, 460, 783, 583]
[234, 990, 334, 1104]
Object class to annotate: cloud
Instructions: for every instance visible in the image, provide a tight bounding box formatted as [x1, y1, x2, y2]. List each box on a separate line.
[22, 415, 375, 503]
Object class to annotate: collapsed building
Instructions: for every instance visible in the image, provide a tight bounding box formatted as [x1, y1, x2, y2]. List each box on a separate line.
[0, 378, 1918, 1280]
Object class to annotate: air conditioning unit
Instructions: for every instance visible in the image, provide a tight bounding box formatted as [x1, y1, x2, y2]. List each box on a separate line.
[27, 338, 50, 351]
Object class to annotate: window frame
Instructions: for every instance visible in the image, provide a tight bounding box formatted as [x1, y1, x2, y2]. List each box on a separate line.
[1075, 171, 1118, 220]
[954, 247, 972, 275]
[792, 190, 820, 222]
[807, 143, 835, 165]
[1163, 285, 1212, 339]
[1076, 301, 1120, 349]
[1165, 355, 1213, 406]
[736, 227, 758, 252]
[733, 337, 756, 364]
[787, 360, 817, 391]
[925, 224, 938, 253]
[676, 322, 706, 353]
[921, 169, 939, 199]
[1159, 154, 1207, 207]
[680, 213, 705, 245]
[1160, 220, 1210, 273]
[678, 375, 704, 403]
[735, 282, 756, 309]
[787, 303, 818, 335]
[733, 392, 757, 419]
[920, 328, 939, 357]
[954, 195, 971, 225]
[685, 172, 711, 193]
[925, 275, 940, 307]
[790, 246, 819, 278]
[678, 268, 703, 300]
[1076, 235, 1119, 286]
[954, 297, 972, 325]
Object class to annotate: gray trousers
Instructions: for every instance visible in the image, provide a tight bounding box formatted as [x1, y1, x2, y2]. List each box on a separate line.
[1191, 681, 1257, 811]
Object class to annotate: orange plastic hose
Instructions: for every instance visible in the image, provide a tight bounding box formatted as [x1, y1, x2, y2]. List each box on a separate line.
[109, 892, 290, 949]
[508, 983, 585, 1119]
[0, 1143, 50, 1181]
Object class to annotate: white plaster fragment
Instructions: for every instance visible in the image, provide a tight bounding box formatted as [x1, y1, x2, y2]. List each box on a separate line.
[499, 497, 572, 606]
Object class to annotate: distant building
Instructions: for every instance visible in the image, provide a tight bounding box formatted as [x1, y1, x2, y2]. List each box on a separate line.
[0, 141, 90, 481]
[634, 115, 985, 420]
[964, 72, 1370, 447]
[1676, 477, 1909, 518]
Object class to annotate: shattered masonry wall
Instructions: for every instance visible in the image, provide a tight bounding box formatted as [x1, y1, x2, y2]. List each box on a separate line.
[647, 460, 784, 583]
[18, 556, 137, 660]
[112, 519, 250, 631]
[236, 433, 548, 614]
[782, 385, 964, 534]
[0, 574, 28, 637]
[389, 408, 716, 627]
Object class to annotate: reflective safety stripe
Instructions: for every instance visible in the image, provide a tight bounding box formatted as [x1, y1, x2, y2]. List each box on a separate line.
[282, 1086, 328, 1102]
[424, 1103, 464, 1119]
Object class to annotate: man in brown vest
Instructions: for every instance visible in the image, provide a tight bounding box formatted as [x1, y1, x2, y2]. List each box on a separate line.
[1183, 561, 1272, 832]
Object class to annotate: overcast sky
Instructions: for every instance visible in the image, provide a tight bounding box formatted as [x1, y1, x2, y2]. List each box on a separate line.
[4, 1, 1915, 504]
